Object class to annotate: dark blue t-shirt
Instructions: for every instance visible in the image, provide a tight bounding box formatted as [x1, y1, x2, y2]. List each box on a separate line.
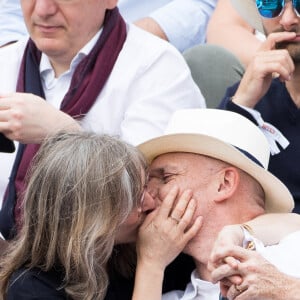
[220, 78, 300, 213]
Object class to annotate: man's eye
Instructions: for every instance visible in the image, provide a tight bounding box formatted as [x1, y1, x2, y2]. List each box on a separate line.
[162, 174, 173, 183]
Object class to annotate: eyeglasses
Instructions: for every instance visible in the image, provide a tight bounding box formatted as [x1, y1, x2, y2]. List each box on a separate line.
[256, 0, 300, 18]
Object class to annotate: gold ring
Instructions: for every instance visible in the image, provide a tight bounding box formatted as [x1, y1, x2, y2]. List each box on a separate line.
[170, 215, 180, 224]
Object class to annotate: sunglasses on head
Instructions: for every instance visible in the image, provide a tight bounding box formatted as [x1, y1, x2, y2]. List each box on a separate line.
[256, 0, 300, 18]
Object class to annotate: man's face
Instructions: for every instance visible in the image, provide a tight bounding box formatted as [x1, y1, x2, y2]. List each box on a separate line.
[21, 0, 117, 64]
[147, 152, 224, 255]
[262, 1, 300, 62]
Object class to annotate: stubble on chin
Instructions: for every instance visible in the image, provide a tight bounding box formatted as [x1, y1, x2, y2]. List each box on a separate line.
[275, 41, 300, 63]
[271, 27, 300, 63]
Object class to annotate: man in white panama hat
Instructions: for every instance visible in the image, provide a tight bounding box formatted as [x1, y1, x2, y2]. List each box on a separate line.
[218, 0, 300, 215]
[132, 108, 300, 300]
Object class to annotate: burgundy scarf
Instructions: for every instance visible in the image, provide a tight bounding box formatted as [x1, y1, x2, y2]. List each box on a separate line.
[0, 8, 126, 239]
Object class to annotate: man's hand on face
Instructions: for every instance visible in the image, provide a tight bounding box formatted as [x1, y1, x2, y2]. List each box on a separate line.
[232, 31, 296, 108]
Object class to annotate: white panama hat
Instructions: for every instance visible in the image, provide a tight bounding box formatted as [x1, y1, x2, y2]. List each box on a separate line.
[231, 0, 265, 34]
[138, 109, 294, 213]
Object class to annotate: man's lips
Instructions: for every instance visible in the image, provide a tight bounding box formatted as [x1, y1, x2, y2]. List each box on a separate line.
[35, 24, 62, 33]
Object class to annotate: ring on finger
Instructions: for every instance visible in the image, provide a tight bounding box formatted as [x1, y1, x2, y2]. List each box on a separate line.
[170, 215, 181, 224]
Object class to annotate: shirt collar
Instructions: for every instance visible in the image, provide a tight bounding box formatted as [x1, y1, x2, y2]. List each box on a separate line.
[40, 28, 102, 78]
[180, 270, 220, 299]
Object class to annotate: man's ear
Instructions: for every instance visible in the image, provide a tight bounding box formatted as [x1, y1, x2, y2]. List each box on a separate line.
[214, 167, 240, 203]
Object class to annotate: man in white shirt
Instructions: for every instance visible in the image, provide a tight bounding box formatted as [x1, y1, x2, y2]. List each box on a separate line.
[0, 0, 204, 242]
[0, 0, 217, 51]
[134, 108, 298, 300]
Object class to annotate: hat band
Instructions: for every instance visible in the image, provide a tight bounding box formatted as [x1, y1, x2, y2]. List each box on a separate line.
[234, 146, 264, 168]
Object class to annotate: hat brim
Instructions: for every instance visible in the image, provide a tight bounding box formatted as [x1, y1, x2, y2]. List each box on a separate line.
[139, 133, 294, 213]
[231, 0, 265, 34]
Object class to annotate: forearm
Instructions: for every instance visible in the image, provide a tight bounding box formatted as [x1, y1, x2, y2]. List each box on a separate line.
[132, 261, 164, 300]
[207, 26, 261, 67]
[246, 213, 300, 245]
[134, 17, 168, 41]
[147, 0, 215, 51]
[206, 0, 262, 67]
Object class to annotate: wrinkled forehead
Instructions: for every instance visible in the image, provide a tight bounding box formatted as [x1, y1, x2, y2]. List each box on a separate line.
[150, 152, 200, 167]
[149, 152, 224, 177]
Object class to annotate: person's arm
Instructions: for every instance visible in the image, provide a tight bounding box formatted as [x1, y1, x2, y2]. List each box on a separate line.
[132, 187, 202, 300]
[208, 214, 300, 299]
[207, 213, 300, 292]
[232, 31, 295, 109]
[246, 213, 300, 245]
[206, 0, 262, 67]
[134, 18, 168, 41]
[209, 213, 300, 256]
[211, 246, 300, 300]
[134, 0, 216, 52]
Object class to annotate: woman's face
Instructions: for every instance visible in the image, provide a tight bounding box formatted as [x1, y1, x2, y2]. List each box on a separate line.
[114, 207, 144, 244]
[114, 171, 156, 244]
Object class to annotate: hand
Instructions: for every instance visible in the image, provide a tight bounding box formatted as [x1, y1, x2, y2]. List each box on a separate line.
[0, 93, 81, 144]
[210, 246, 297, 300]
[208, 225, 245, 295]
[233, 31, 296, 108]
[136, 186, 202, 271]
[209, 224, 245, 265]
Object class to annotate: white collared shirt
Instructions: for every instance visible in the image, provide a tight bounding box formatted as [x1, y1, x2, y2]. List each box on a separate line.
[40, 30, 102, 109]
[162, 270, 219, 300]
[0, 23, 205, 207]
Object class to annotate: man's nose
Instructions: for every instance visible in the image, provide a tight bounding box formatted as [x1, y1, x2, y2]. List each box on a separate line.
[141, 190, 157, 212]
[280, 2, 299, 30]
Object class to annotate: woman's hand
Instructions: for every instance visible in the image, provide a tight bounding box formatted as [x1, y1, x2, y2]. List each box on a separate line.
[132, 186, 202, 300]
[136, 186, 202, 270]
